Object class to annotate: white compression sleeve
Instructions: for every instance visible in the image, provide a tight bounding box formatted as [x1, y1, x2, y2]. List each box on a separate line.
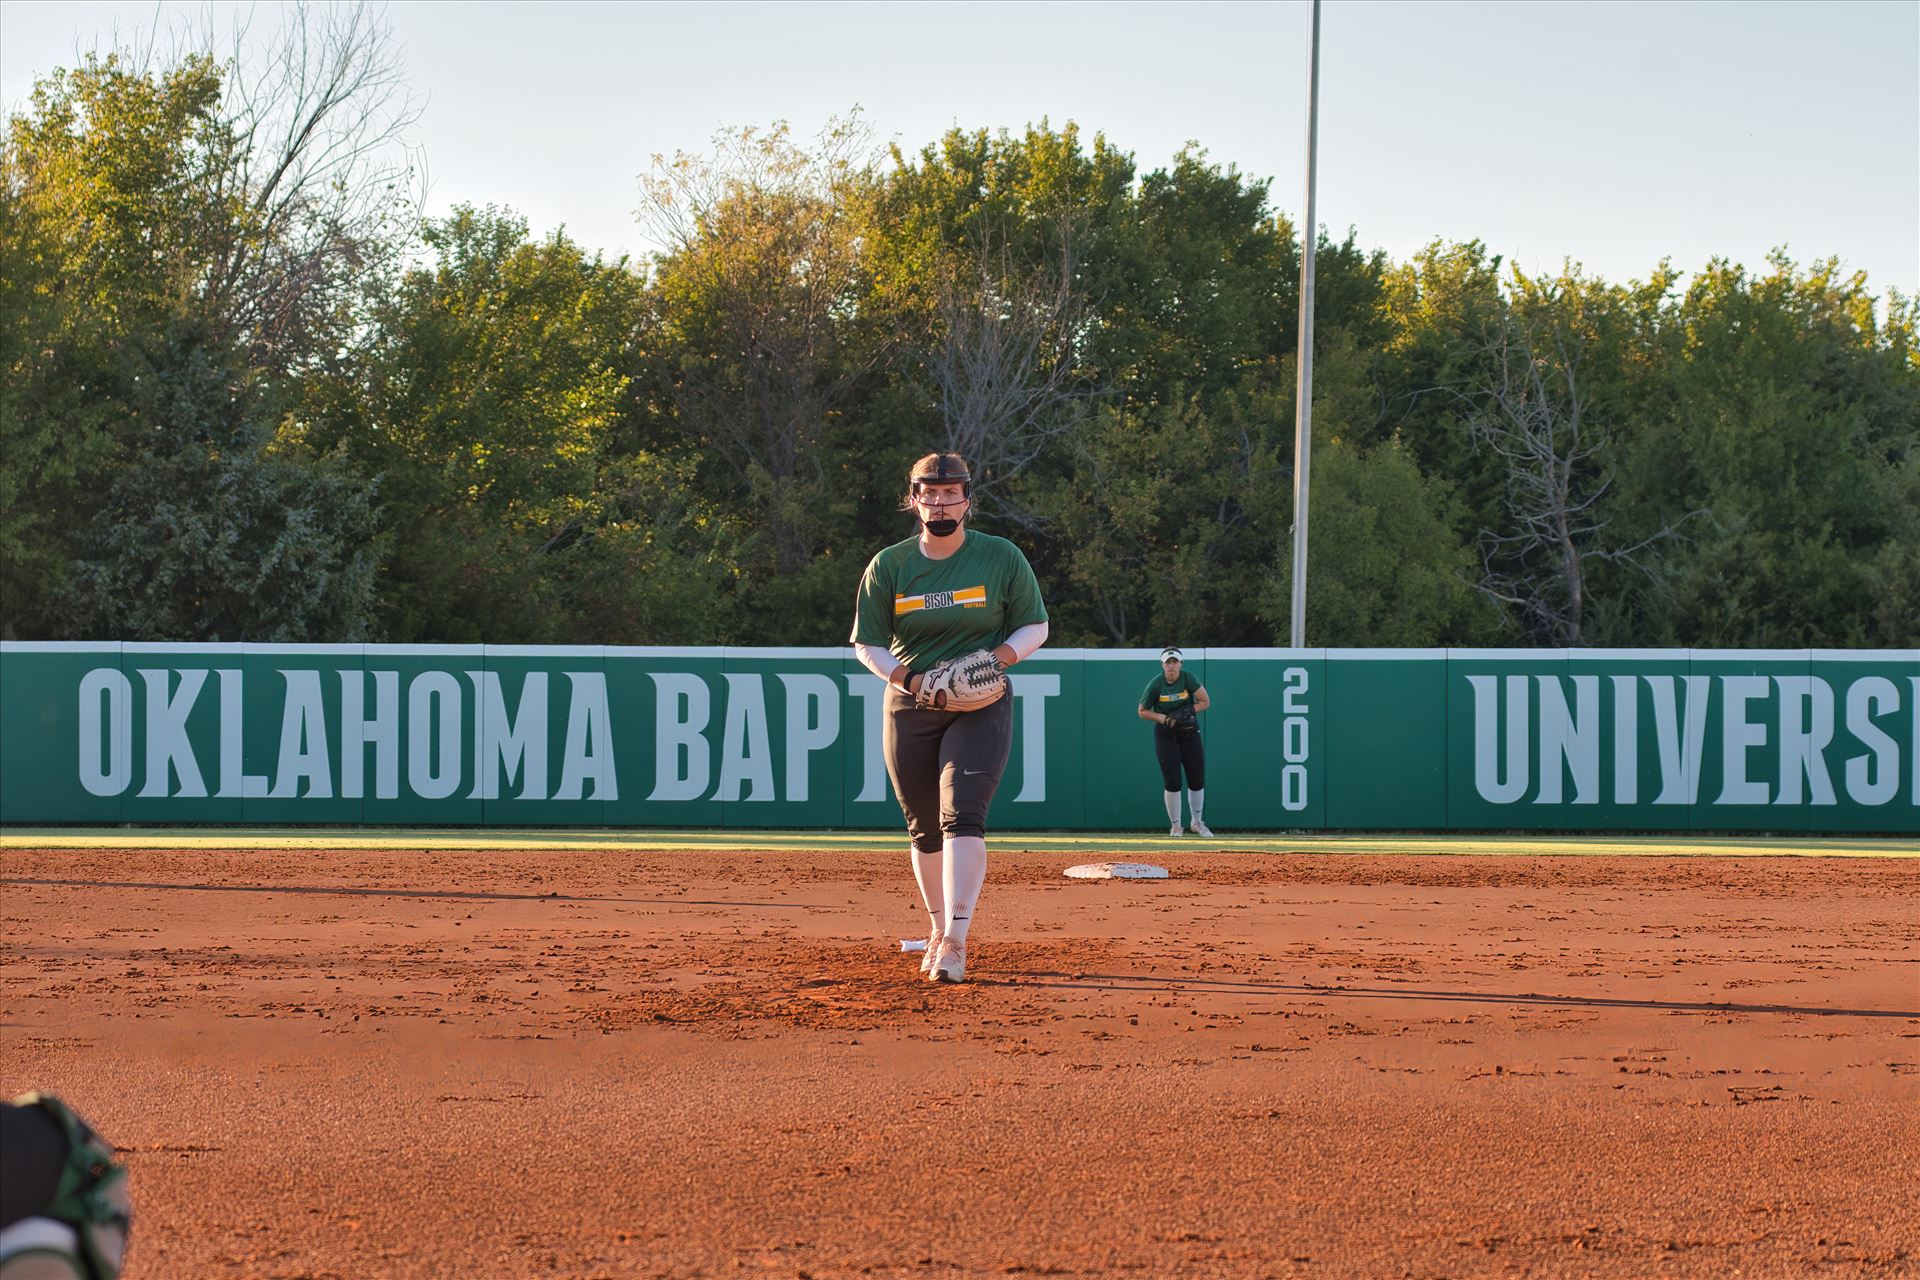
[912, 847, 945, 925]
[853, 642, 902, 682]
[943, 836, 987, 944]
[1002, 621, 1049, 664]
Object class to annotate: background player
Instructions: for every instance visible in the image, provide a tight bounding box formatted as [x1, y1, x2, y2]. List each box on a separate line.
[850, 452, 1049, 983]
[1138, 646, 1212, 836]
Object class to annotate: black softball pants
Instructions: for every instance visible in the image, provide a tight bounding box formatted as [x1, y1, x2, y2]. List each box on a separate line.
[1153, 726, 1205, 791]
[883, 687, 1014, 853]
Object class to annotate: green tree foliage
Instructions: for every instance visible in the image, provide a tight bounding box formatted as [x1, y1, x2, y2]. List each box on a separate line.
[865, 122, 1133, 585]
[2, 55, 228, 634]
[1019, 147, 1397, 645]
[1458, 265, 1675, 645]
[6, 34, 1912, 648]
[1622, 256, 1919, 646]
[637, 120, 886, 641]
[1262, 330, 1485, 646]
[2, 48, 393, 639]
[1265, 435, 1485, 646]
[323, 206, 728, 643]
[59, 314, 382, 640]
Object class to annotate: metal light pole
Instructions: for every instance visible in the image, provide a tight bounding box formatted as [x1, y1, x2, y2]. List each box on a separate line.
[1288, 0, 1321, 649]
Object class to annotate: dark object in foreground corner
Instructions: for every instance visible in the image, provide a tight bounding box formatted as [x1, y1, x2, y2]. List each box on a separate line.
[0, 1093, 132, 1280]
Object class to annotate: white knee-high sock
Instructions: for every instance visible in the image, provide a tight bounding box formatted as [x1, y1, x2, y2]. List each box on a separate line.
[942, 836, 987, 944]
[911, 846, 945, 933]
[1189, 789, 1205, 824]
[1164, 791, 1181, 824]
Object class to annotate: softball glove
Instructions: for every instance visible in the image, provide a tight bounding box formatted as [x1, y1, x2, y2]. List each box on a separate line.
[916, 649, 1007, 711]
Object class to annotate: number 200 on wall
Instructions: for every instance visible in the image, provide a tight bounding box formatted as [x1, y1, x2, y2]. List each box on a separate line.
[1282, 666, 1308, 811]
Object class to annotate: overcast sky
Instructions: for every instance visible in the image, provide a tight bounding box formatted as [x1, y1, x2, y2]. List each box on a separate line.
[4, 0, 1916, 296]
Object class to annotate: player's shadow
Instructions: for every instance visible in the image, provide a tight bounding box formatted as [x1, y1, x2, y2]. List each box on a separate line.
[0, 876, 805, 910]
[1002, 972, 1919, 1019]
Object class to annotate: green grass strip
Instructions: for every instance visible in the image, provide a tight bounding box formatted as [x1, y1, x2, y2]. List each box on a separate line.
[1, 828, 1913, 858]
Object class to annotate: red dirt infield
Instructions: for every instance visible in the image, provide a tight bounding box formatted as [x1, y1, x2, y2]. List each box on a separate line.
[2, 844, 1916, 1279]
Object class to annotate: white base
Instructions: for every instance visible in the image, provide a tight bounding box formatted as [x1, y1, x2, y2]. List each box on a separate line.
[1064, 862, 1170, 881]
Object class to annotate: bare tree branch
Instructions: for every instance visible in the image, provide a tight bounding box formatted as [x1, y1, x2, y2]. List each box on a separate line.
[917, 210, 1098, 528]
[1463, 294, 1700, 644]
[176, 2, 425, 371]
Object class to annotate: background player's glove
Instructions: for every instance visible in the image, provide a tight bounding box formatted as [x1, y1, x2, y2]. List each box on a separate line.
[915, 649, 1007, 711]
[1166, 703, 1199, 735]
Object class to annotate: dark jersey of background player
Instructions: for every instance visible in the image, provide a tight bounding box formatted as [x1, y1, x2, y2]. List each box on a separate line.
[1138, 650, 1212, 837]
[1139, 669, 1203, 721]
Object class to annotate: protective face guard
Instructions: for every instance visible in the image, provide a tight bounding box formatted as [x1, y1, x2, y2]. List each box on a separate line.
[909, 454, 972, 498]
[910, 481, 972, 502]
[910, 469, 971, 534]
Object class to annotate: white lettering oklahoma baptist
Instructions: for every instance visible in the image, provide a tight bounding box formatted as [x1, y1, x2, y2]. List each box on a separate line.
[642, 672, 1059, 804]
[74, 667, 1911, 807]
[73, 668, 1063, 805]
[76, 668, 618, 801]
[1467, 674, 1919, 806]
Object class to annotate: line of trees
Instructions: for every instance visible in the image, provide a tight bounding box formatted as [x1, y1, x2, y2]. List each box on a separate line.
[5, 17, 1916, 648]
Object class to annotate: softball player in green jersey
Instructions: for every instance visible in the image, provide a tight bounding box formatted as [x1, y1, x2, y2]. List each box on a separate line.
[1138, 646, 1212, 836]
[851, 452, 1050, 984]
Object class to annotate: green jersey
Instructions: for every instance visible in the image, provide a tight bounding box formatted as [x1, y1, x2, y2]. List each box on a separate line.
[850, 532, 1048, 671]
[1141, 671, 1201, 714]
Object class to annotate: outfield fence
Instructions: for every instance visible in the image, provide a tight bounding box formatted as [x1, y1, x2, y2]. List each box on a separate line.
[1, 644, 1914, 833]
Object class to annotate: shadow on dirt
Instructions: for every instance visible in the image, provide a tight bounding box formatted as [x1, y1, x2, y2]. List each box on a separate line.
[0, 876, 807, 910]
[1002, 972, 1919, 1019]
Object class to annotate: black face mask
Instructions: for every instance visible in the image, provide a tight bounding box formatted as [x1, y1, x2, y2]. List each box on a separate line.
[916, 489, 966, 537]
